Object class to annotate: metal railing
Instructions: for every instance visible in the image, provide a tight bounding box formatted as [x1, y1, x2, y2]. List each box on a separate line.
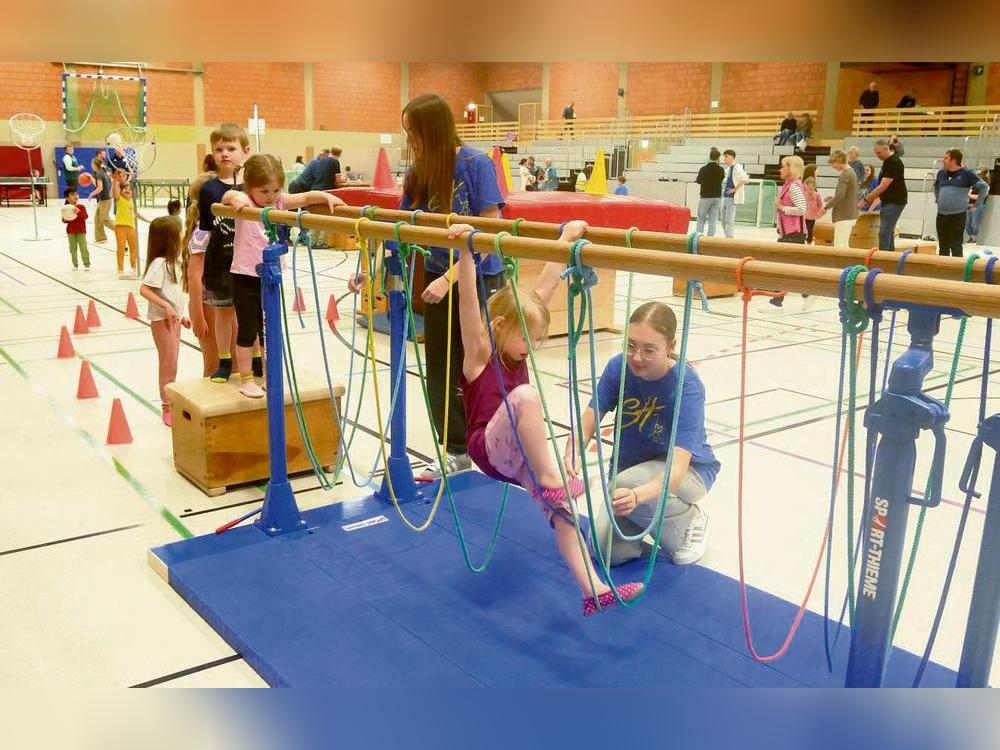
[852, 105, 1000, 137]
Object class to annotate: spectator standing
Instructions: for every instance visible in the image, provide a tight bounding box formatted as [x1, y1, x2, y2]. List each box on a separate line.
[967, 169, 990, 243]
[862, 138, 907, 250]
[563, 101, 575, 138]
[62, 143, 83, 191]
[775, 113, 797, 146]
[802, 164, 826, 243]
[720, 149, 748, 238]
[769, 155, 809, 309]
[542, 157, 559, 191]
[859, 81, 880, 110]
[933, 148, 989, 257]
[614, 176, 629, 195]
[695, 148, 725, 236]
[824, 150, 859, 247]
[518, 158, 535, 191]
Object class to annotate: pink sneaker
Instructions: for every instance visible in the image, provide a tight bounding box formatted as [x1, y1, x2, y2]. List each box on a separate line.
[582, 582, 644, 617]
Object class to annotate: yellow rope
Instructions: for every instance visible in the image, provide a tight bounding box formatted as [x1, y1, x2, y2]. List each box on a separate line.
[356, 217, 456, 532]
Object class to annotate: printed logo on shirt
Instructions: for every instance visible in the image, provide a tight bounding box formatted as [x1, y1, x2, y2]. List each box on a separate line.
[621, 396, 665, 431]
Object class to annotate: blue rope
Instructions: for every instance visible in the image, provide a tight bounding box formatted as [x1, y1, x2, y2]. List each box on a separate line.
[912, 255, 996, 686]
[685, 232, 710, 311]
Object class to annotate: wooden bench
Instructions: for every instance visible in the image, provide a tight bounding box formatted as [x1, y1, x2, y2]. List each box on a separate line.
[166, 373, 344, 497]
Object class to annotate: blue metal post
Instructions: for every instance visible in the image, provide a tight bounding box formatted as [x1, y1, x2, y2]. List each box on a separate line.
[255, 240, 307, 536]
[375, 251, 418, 504]
[845, 308, 950, 687]
[957, 414, 1000, 687]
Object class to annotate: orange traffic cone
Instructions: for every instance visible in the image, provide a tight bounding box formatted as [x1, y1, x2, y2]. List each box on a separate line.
[73, 304, 89, 334]
[76, 360, 98, 399]
[292, 287, 306, 312]
[86, 300, 101, 328]
[57, 325, 75, 359]
[106, 398, 133, 445]
[372, 147, 394, 189]
[325, 294, 340, 332]
[125, 292, 140, 320]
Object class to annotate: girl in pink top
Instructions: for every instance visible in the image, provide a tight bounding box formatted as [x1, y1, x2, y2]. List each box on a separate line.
[222, 154, 344, 398]
[448, 218, 644, 617]
[802, 164, 826, 243]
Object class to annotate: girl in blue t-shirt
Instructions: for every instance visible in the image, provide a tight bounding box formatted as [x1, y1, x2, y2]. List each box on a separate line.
[399, 94, 509, 480]
[566, 301, 720, 567]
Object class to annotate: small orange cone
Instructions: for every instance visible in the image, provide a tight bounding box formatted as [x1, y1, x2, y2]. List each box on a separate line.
[325, 294, 340, 332]
[125, 292, 140, 320]
[292, 287, 306, 312]
[76, 360, 98, 399]
[86, 300, 101, 328]
[73, 304, 89, 334]
[57, 325, 75, 358]
[372, 147, 394, 189]
[106, 398, 133, 445]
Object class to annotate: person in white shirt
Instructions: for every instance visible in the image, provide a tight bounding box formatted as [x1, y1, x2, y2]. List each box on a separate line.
[720, 149, 748, 238]
[517, 158, 535, 191]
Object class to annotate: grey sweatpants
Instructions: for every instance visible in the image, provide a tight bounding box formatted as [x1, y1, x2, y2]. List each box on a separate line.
[588, 459, 708, 566]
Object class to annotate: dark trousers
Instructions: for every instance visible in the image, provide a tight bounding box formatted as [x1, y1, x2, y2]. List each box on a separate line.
[805, 219, 816, 243]
[423, 269, 506, 455]
[937, 212, 966, 257]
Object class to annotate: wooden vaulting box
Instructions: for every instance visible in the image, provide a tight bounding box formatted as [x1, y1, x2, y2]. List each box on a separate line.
[165, 374, 344, 496]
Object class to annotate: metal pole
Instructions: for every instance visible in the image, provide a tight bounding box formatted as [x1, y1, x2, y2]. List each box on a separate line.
[26, 147, 39, 240]
[845, 308, 949, 687]
[957, 415, 1000, 687]
[255, 238, 306, 536]
[253, 102, 261, 153]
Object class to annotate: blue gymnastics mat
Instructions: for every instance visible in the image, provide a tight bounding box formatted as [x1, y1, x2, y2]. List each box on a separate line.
[149, 472, 958, 687]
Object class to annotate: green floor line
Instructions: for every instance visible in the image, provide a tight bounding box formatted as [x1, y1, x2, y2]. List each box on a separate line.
[0, 294, 23, 314]
[0, 343, 192, 539]
[78, 354, 161, 416]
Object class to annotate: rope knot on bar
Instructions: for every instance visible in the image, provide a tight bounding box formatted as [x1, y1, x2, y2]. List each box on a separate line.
[560, 239, 597, 293]
[734, 256, 784, 304]
[838, 265, 869, 334]
[493, 232, 518, 281]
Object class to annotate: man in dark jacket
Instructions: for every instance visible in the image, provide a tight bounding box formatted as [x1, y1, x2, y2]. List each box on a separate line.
[695, 148, 725, 236]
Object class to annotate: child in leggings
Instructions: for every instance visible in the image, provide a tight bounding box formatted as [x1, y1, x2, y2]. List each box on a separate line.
[222, 154, 343, 398]
[112, 173, 149, 277]
[449, 219, 644, 617]
[139, 217, 191, 426]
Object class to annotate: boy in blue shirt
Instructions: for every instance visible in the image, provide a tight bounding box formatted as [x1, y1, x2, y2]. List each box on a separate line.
[614, 176, 629, 196]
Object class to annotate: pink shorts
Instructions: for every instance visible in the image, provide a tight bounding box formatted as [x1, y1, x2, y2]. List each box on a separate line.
[480, 384, 572, 525]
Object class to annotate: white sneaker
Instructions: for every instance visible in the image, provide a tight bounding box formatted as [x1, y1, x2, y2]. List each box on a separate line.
[239, 381, 266, 399]
[672, 506, 709, 566]
[801, 294, 815, 312]
[420, 453, 472, 479]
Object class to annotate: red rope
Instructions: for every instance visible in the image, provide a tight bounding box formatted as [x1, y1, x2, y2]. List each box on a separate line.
[864, 246, 879, 269]
[735, 273, 865, 662]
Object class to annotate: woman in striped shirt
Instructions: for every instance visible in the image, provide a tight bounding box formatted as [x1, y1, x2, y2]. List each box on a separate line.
[768, 155, 808, 310]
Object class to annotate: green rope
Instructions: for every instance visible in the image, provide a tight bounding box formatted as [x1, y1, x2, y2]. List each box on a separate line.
[839, 264, 870, 623]
[887, 253, 978, 645]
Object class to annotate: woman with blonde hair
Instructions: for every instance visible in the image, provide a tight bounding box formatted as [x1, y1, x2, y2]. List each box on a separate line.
[768, 155, 808, 309]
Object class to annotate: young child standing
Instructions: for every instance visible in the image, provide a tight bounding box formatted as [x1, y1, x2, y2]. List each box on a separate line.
[802, 163, 826, 244]
[222, 154, 344, 398]
[112, 173, 148, 277]
[61, 188, 90, 271]
[449, 218, 644, 616]
[184, 172, 221, 377]
[196, 123, 252, 383]
[139, 217, 190, 427]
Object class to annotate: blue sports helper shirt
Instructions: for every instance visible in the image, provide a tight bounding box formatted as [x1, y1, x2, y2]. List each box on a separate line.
[590, 354, 721, 488]
[399, 146, 505, 276]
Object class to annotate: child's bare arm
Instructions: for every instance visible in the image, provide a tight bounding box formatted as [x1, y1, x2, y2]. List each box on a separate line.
[448, 224, 490, 380]
[535, 219, 589, 305]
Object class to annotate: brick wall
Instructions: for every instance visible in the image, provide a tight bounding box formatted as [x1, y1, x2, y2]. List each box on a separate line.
[986, 62, 1000, 103]
[719, 62, 827, 116]
[835, 66, 960, 130]
[313, 63, 401, 132]
[142, 62, 196, 126]
[0, 63, 66, 121]
[483, 63, 542, 93]
[203, 62, 305, 130]
[548, 62, 619, 118]
[627, 62, 712, 115]
[409, 63, 486, 121]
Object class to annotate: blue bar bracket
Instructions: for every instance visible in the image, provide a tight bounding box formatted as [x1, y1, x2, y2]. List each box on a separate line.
[845, 306, 951, 687]
[256, 232, 307, 536]
[957, 414, 1000, 687]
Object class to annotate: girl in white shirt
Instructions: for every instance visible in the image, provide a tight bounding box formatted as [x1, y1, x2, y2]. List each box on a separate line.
[140, 217, 190, 426]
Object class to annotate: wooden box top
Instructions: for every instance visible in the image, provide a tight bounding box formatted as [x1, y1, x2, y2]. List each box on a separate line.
[166, 373, 345, 419]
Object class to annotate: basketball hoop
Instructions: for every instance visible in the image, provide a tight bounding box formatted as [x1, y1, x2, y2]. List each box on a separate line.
[105, 126, 157, 179]
[7, 112, 50, 241]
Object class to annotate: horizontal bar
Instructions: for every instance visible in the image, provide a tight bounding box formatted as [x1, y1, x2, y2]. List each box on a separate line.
[211, 203, 1000, 318]
[317, 204, 995, 286]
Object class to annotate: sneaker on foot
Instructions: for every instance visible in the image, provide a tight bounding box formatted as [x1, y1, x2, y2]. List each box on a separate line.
[239, 381, 266, 398]
[84, 266, 91, 271]
[672, 506, 709, 566]
[420, 453, 472, 479]
[801, 294, 815, 312]
[582, 582, 644, 617]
